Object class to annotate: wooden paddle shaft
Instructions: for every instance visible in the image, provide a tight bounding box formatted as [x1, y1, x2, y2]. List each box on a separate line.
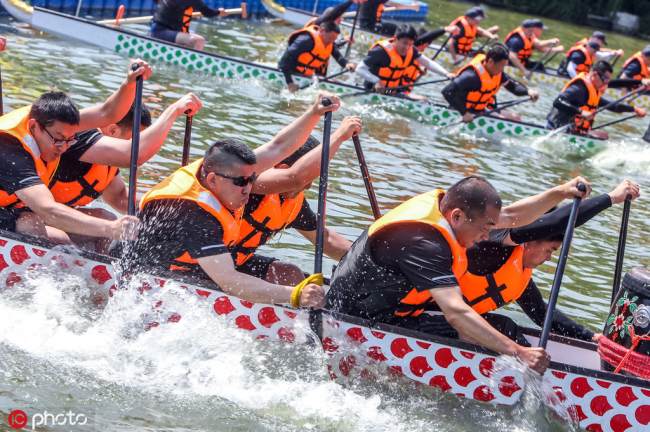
[128, 64, 144, 216]
[99, 4, 247, 26]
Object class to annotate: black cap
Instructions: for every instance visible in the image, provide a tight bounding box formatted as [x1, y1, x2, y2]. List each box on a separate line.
[587, 40, 601, 51]
[521, 19, 534, 28]
[529, 19, 547, 30]
[592, 31, 608, 46]
[642, 45, 650, 57]
[473, 7, 488, 19]
[466, 8, 480, 19]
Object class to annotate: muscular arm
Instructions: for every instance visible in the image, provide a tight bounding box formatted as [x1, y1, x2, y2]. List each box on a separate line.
[298, 227, 351, 261]
[442, 69, 480, 114]
[279, 36, 315, 85]
[599, 96, 636, 113]
[502, 73, 530, 96]
[509, 51, 527, 73]
[331, 45, 349, 68]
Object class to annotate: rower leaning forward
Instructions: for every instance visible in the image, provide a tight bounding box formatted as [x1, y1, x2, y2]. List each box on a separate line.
[547, 61, 647, 139]
[446, 7, 499, 66]
[504, 19, 564, 78]
[557, 32, 624, 78]
[442, 43, 540, 123]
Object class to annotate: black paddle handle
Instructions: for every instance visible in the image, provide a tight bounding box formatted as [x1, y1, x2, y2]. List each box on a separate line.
[128, 63, 144, 216]
[345, 7, 361, 59]
[529, 42, 557, 75]
[182, 109, 192, 167]
[611, 195, 633, 305]
[352, 135, 381, 220]
[538, 183, 586, 349]
[431, 34, 452, 62]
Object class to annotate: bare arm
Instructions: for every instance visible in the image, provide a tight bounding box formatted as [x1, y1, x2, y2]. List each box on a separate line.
[251, 116, 362, 195]
[15, 184, 138, 240]
[386, 0, 419, 11]
[508, 51, 528, 73]
[79, 93, 202, 168]
[446, 37, 459, 62]
[298, 227, 352, 261]
[78, 59, 153, 130]
[476, 27, 497, 40]
[100, 174, 129, 215]
[253, 92, 340, 173]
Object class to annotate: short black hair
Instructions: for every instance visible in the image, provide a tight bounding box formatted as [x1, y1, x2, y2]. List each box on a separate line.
[279, 135, 320, 167]
[485, 43, 510, 63]
[593, 60, 613, 75]
[440, 176, 502, 221]
[395, 23, 417, 41]
[116, 101, 152, 131]
[30, 91, 80, 127]
[203, 139, 257, 175]
[320, 21, 340, 34]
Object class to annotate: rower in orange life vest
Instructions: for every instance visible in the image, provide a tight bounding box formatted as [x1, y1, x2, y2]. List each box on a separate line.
[126, 93, 341, 310]
[357, 0, 420, 37]
[446, 7, 499, 66]
[231, 116, 361, 285]
[150, 0, 228, 50]
[355, 24, 455, 98]
[504, 19, 565, 79]
[46, 93, 202, 254]
[462, 179, 639, 346]
[442, 43, 540, 123]
[279, 21, 356, 93]
[547, 61, 647, 140]
[618, 45, 650, 94]
[0, 59, 152, 245]
[303, 0, 366, 52]
[558, 32, 624, 78]
[326, 176, 592, 374]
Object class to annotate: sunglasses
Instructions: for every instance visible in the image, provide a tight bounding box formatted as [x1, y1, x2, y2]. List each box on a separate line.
[597, 72, 611, 85]
[38, 121, 78, 148]
[213, 172, 258, 187]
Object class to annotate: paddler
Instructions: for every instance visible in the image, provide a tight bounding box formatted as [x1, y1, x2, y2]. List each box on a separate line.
[0, 60, 152, 243]
[446, 7, 499, 66]
[149, 0, 228, 50]
[504, 19, 565, 78]
[232, 116, 362, 285]
[441, 43, 540, 122]
[546, 61, 647, 139]
[558, 32, 624, 78]
[45, 94, 202, 254]
[462, 179, 639, 346]
[358, 0, 420, 37]
[127, 93, 340, 310]
[279, 21, 356, 93]
[355, 24, 455, 97]
[325, 176, 592, 374]
[618, 45, 650, 94]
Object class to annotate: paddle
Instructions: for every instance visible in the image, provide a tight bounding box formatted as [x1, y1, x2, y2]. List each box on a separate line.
[611, 55, 621, 68]
[340, 77, 450, 98]
[344, 6, 361, 59]
[99, 4, 248, 25]
[529, 42, 557, 75]
[431, 33, 452, 62]
[591, 114, 638, 130]
[0, 37, 4, 116]
[309, 97, 333, 341]
[352, 134, 381, 220]
[439, 96, 532, 130]
[128, 63, 144, 216]
[543, 51, 559, 67]
[181, 110, 192, 167]
[538, 183, 586, 349]
[298, 69, 348, 90]
[610, 195, 633, 305]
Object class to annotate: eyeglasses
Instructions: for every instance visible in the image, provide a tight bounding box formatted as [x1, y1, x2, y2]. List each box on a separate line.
[597, 72, 611, 85]
[37, 122, 77, 149]
[213, 172, 258, 187]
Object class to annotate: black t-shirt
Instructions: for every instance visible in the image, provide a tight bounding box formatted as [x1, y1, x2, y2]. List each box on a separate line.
[359, 0, 389, 27]
[569, 49, 587, 66]
[279, 34, 348, 84]
[244, 193, 318, 232]
[622, 58, 642, 78]
[50, 129, 120, 184]
[505, 32, 525, 54]
[0, 132, 52, 197]
[153, 0, 223, 31]
[362, 43, 422, 86]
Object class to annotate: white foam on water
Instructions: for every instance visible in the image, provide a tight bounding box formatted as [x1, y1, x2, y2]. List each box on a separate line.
[589, 138, 650, 177]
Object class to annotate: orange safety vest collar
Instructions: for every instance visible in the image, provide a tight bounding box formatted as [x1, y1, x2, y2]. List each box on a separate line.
[0, 106, 60, 209]
[563, 72, 601, 134]
[457, 54, 502, 112]
[566, 43, 594, 74]
[622, 52, 649, 80]
[450, 16, 477, 55]
[504, 27, 534, 63]
[371, 38, 415, 89]
[288, 25, 333, 77]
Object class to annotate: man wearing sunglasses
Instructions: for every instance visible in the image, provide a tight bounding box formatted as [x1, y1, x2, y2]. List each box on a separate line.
[0, 59, 152, 243]
[128, 94, 340, 309]
[547, 61, 647, 139]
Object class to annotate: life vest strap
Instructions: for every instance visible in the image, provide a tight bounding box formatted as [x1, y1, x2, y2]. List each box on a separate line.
[465, 274, 509, 310]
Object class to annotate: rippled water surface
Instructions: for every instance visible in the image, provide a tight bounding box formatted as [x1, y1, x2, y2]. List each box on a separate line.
[2, 1, 650, 430]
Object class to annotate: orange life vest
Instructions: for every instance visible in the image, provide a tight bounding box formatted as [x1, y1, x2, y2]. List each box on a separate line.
[566, 38, 589, 56]
[566, 42, 593, 74]
[370, 38, 415, 89]
[450, 16, 477, 55]
[563, 72, 601, 134]
[376, 3, 385, 21]
[504, 26, 534, 64]
[49, 163, 119, 207]
[457, 245, 533, 315]
[305, 16, 318, 27]
[288, 25, 333, 77]
[181, 7, 193, 33]
[139, 159, 243, 270]
[622, 51, 649, 81]
[400, 61, 423, 93]
[457, 54, 502, 112]
[233, 192, 305, 266]
[368, 189, 468, 317]
[0, 106, 60, 209]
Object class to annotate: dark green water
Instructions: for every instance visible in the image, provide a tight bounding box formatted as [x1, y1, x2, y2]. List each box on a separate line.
[1, 1, 650, 430]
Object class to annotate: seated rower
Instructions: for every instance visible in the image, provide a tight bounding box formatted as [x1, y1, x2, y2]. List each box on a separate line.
[326, 176, 592, 373]
[504, 19, 564, 78]
[446, 7, 499, 66]
[127, 94, 341, 309]
[232, 116, 362, 285]
[149, 0, 228, 50]
[279, 21, 356, 93]
[442, 43, 540, 123]
[462, 179, 639, 346]
[618, 46, 650, 94]
[358, 0, 420, 37]
[46, 94, 202, 254]
[355, 24, 455, 98]
[547, 61, 647, 140]
[0, 60, 152, 244]
[558, 32, 624, 78]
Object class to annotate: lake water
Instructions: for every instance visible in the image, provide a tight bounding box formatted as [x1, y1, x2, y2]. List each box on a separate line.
[1, 1, 650, 430]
